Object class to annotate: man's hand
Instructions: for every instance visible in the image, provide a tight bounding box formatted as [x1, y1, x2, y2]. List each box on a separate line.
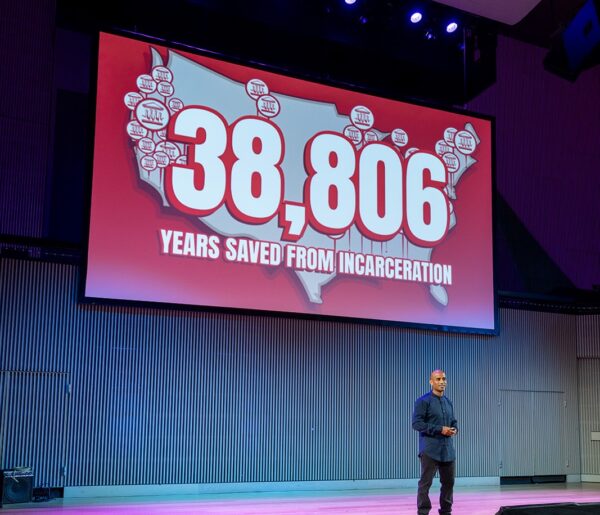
[441, 426, 457, 436]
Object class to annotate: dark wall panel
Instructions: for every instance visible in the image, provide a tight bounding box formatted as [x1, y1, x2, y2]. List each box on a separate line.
[471, 36, 600, 292]
[0, 0, 55, 237]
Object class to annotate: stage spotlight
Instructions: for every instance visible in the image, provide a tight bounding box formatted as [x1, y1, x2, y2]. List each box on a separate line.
[410, 11, 423, 24]
[446, 21, 458, 33]
[344, 0, 357, 5]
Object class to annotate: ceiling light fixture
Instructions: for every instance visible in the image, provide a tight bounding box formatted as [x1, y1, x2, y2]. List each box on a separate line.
[410, 12, 423, 24]
[446, 21, 458, 33]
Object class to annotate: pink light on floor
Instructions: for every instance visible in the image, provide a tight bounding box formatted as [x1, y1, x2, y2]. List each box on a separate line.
[4, 484, 600, 514]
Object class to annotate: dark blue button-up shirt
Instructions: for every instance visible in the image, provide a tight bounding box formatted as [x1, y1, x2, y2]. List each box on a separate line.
[412, 391, 457, 462]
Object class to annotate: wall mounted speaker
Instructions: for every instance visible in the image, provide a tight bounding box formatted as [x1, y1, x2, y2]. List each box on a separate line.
[544, 0, 600, 80]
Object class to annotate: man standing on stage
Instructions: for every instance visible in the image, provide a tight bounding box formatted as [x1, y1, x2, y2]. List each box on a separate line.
[412, 369, 458, 515]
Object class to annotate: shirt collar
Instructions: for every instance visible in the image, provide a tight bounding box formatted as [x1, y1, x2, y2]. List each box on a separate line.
[429, 390, 445, 399]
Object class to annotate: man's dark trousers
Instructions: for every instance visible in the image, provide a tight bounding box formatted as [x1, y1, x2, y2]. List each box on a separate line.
[417, 453, 455, 515]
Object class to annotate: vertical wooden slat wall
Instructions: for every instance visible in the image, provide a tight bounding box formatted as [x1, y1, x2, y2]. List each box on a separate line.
[0, 0, 55, 237]
[0, 371, 68, 486]
[0, 258, 593, 487]
[578, 359, 600, 477]
[577, 314, 600, 358]
[576, 314, 600, 477]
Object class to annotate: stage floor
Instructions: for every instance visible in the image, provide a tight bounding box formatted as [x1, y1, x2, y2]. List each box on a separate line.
[2, 482, 600, 514]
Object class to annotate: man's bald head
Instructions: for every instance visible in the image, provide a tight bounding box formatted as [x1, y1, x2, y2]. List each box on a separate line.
[430, 369, 445, 379]
[429, 369, 447, 396]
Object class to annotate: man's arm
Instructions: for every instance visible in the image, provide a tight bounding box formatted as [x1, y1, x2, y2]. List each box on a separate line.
[412, 398, 442, 435]
[450, 400, 458, 433]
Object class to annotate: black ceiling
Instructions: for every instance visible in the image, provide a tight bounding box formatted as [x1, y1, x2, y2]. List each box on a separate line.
[57, 0, 500, 105]
[57, 0, 597, 104]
